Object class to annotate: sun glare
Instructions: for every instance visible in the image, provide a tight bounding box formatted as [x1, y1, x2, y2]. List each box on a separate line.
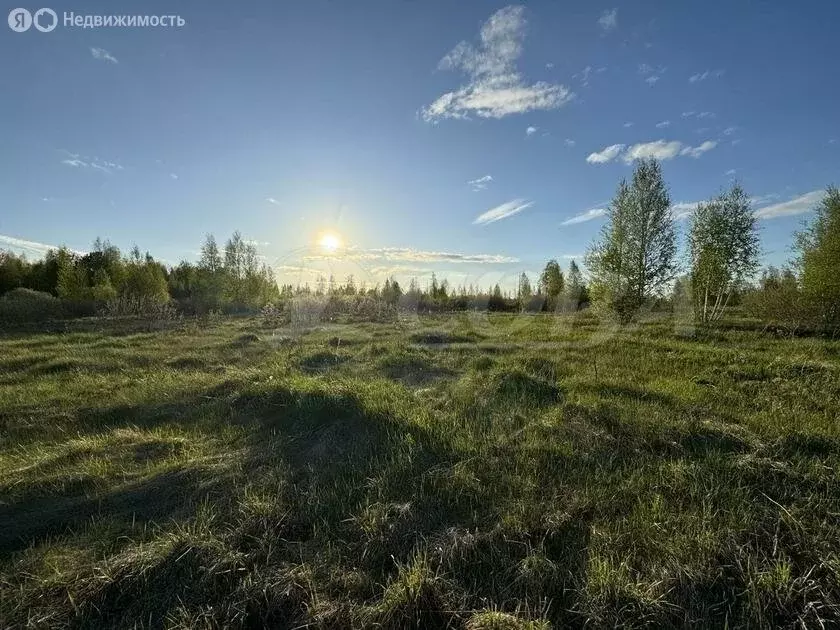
[318, 232, 342, 252]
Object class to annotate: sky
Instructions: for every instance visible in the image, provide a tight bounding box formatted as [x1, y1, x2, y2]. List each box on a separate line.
[2, 0, 839, 292]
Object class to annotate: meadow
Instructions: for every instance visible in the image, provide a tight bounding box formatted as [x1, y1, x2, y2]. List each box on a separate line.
[1, 311, 840, 628]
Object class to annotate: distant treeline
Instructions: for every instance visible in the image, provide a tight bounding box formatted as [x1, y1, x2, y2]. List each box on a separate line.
[0, 231, 590, 318]
[1, 166, 838, 333]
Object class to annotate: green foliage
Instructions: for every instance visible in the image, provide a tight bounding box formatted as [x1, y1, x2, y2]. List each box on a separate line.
[689, 184, 760, 322]
[586, 159, 677, 323]
[742, 267, 807, 332]
[0, 287, 63, 323]
[796, 186, 840, 332]
[538, 260, 563, 310]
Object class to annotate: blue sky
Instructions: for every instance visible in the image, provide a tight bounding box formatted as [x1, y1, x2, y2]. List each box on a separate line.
[2, 0, 838, 291]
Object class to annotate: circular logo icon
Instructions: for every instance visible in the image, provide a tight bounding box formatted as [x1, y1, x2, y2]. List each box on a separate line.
[33, 7, 57, 32]
[8, 8, 32, 32]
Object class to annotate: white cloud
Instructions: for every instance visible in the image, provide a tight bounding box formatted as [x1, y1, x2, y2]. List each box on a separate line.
[473, 198, 534, 225]
[560, 207, 606, 225]
[671, 201, 702, 220]
[656, 120, 671, 128]
[90, 47, 118, 64]
[587, 138, 718, 164]
[575, 65, 593, 87]
[526, 126, 538, 136]
[754, 190, 825, 219]
[623, 140, 684, 163]
[468, 175, 493, 191]
[723, 126, 737, 136]
[60, 152, 122, 173]
[564, 138, 576, 147]
[586, 143, 625, 164]
[598, 8, 618, 32]
[545, 62, 554, 69]
[169, 173, 178, 180]
[422, 6, 573, 121]
[266, 198, 281, 206]
[680, 140, 718, 158]
[689, 69, 725, 82]
[0, 234, 85, 257]
[304, 247, 519, 264]
[725, 169, 737, 176]
[623, 122, 634, 128]
[639, 63, 665, 86]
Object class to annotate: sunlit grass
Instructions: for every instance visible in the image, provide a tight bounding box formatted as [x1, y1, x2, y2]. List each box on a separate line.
[1, 313, 839, 627]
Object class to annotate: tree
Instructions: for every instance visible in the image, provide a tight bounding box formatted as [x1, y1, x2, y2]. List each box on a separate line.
[586, 158, 677, 322]
[689, 183, 760, 322]
[55, 248, 87, 301]
[564, 259, 587, 309]
[199, 234, 222, 273]
[518, 272, 532, 300]
[538, 260, 564, 309]
[796, 186, 840, 331]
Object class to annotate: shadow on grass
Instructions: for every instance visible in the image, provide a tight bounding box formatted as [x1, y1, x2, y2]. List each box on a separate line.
[0, 466, 226, 554]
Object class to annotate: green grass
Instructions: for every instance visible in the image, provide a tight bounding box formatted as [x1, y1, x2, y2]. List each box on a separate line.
[1, 312, 840, 628]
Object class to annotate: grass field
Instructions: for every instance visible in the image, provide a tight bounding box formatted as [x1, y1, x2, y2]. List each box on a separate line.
[2, 312, 840, 628]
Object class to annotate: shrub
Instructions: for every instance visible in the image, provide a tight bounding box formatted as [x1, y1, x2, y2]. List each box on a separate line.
[0, 288, 64, 323]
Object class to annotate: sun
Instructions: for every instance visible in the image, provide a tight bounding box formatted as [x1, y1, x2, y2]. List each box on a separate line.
[318, 232, 342, 252]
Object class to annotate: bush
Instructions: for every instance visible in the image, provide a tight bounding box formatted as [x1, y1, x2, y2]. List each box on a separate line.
[101, 295, 179, 320]
[0, 288, 64, 323]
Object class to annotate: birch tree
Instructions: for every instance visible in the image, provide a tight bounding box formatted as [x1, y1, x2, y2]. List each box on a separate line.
[689, 184, 759, 322]
[586, 158, 676, 322]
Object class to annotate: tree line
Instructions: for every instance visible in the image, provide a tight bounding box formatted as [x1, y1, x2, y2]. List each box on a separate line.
[1, 164, 838, 332]
[583, 157, 840, 333]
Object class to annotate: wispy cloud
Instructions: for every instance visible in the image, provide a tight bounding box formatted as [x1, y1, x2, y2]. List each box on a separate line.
[598, 8, 618, 32]
[754, 190, 825, 219]
[564, 138, 576, 147]
[623, 140, 683, 162]
[639, 63, 666, 85]
[656, 120, 671, 128]
[422, 6, 574, 121]
[586, 143, 625, 164]
[468, 175, 493, 191]
[266, 198, 281, 206]
[304, 247, 519, 264]
[59, 151, 123, 174]
[0, 234, 85, 257]
[680, 140, 718, 158]
[90, 47, 118, 64]
[574, 65, 593, 87]
[169, 173, 179, 180]
[526, 126, 538, 136]
[682, 111, 715, 120]
[473, 198, 534, 225]
[689, 69, 724, 83]
[560, 207, 607, 225]
[587, 139, 718, 164]
[672, 201, 703, 220]
[623, 122, 634, 128]
[725, 169, 737, 176]
[723, 126, 738, 136]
